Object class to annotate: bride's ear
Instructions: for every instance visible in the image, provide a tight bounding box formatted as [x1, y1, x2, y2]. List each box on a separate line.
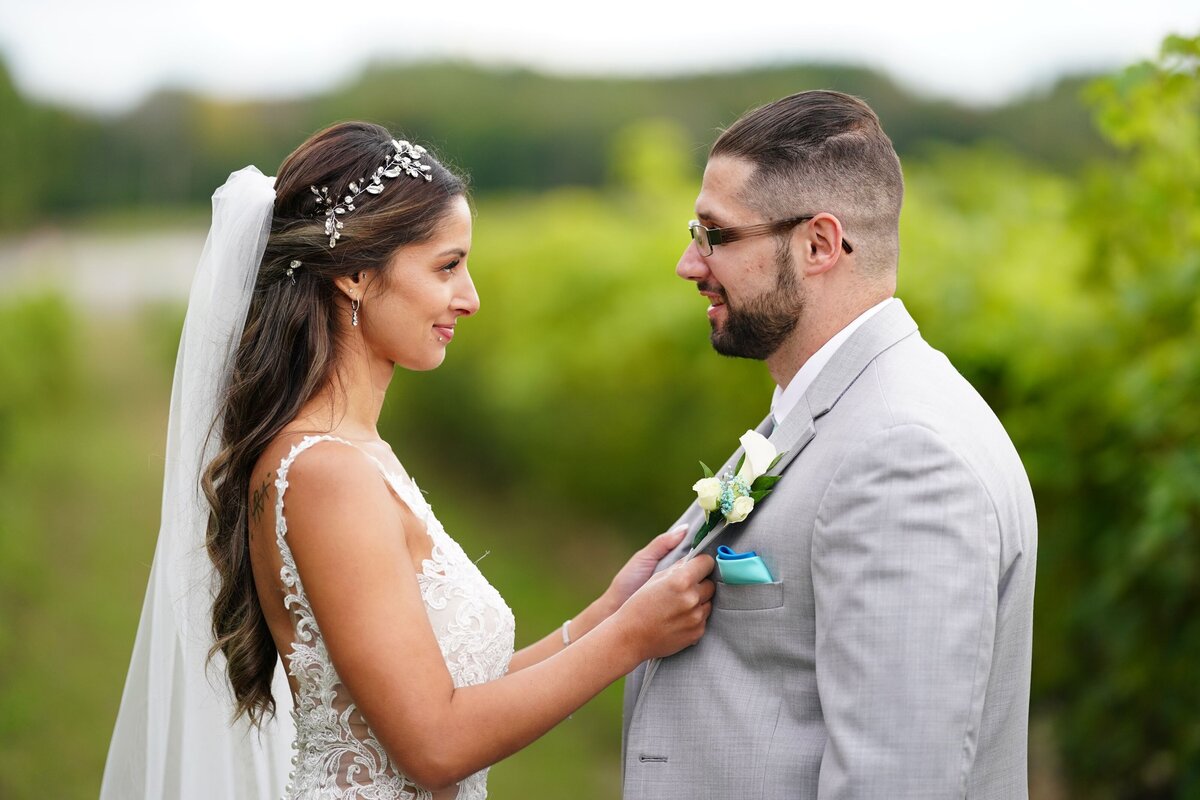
[333, 271, 367, 301]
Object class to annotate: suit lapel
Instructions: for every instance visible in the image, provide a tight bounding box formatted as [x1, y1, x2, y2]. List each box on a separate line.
[754, 298, 920, 484]
[656, 302, 921, 578]
[652, 412, 776, 571]
[764, 405, 815, 478]
[803, 298, 919, 420]
[752, 299, 919, 490]
[627, 300, 922, 719]
[627, 412, 776, 714]
[687, 298, 920, 504]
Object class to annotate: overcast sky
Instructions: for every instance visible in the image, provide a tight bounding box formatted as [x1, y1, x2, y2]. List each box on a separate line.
[1, 0, 1197, 113]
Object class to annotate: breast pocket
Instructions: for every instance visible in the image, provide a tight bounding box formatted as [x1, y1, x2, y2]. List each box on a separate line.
[713, 580, 784, 611]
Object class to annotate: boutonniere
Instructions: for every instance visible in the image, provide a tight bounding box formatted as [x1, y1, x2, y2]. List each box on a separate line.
[689, 430, 785, 548]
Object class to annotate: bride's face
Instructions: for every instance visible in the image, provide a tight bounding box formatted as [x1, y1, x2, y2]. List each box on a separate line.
[359, 196, 479, 371]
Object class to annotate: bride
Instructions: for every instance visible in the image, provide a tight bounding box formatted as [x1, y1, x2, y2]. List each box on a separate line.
[100, 121, 715, 799]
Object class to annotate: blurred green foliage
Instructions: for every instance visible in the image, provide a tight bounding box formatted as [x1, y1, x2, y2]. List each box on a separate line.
[0, 295, 77, 662]
[0, 34, 1197, 800]
[1048, 35, 1200, 797]
[0, 300, 172, 798]
[0, 57, 1112, 232]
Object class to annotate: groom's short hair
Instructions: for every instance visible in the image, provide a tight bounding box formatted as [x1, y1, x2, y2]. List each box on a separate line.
[712, 90, 904, 274]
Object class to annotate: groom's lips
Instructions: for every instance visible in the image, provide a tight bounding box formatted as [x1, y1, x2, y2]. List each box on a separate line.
[700, 290, 726, 321]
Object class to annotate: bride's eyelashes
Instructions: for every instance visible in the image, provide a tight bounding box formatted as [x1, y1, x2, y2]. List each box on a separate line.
[439, 259, 461, 274]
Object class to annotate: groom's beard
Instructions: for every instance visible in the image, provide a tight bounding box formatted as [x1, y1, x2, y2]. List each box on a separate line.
[709, 241, 806, 360]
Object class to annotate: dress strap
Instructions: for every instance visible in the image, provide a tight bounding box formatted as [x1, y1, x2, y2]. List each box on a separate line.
[274, 434, 358, 543]
[272, 436, 364, 634]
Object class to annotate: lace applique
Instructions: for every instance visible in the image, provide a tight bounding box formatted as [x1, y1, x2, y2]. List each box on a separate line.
[275, 435, 515, 800]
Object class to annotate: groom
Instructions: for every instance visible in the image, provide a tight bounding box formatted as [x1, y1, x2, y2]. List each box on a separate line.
[622, 91, 1037, 799]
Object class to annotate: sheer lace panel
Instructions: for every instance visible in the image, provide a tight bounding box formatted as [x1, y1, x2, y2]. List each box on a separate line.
[274, 435, 515, 799]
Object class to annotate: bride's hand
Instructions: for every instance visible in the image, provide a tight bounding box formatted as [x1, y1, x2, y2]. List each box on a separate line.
[613, 554, 716, 661]
[601, 525, 689, 612]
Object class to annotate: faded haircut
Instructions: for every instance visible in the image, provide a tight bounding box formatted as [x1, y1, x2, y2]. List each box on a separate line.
[711, 90, 904, 274]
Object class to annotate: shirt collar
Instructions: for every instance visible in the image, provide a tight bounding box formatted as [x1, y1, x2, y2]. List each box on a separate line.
[770, 297, 895, 426]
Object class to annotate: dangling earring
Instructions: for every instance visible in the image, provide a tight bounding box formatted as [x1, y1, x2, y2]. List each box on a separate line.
[351, 298, 360, 327]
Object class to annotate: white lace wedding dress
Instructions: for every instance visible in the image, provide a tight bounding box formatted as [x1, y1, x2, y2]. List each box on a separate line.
[274, 435, 516, 800]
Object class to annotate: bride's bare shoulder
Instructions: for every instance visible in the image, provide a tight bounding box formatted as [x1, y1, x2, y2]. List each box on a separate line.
[255, 432, 366, 486]
[248, 433, 379, 521]
[256, 432, 398, 528]
[252, 434, 410, 591]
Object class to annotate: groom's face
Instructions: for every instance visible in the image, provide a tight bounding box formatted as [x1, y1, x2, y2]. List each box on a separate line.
[677, 156, 807, 360]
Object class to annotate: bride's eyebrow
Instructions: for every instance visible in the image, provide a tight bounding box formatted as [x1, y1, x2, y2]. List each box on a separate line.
[436, 248, 466, 258]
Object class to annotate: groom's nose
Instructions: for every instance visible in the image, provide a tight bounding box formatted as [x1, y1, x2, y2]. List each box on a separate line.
[676, 241, 711, 283]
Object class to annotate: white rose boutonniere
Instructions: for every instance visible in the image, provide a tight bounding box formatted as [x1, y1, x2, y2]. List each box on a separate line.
[688, 430, 785, 550]
[691, 477, 722, 512]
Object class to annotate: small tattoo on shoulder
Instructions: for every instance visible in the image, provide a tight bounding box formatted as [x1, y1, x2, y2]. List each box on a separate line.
[251, 474, 272, 523]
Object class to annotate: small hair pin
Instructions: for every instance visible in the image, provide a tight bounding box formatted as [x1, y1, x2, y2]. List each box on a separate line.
[286, 260, 301, 284]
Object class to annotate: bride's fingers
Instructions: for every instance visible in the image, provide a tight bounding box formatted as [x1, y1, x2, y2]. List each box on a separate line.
[643, 525, 688, 559]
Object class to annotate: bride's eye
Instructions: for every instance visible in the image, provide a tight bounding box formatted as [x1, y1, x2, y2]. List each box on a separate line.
[439, 259, 461, 273]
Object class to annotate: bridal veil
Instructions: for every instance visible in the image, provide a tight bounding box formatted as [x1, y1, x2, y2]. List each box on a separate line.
[100, 167, 294, 798]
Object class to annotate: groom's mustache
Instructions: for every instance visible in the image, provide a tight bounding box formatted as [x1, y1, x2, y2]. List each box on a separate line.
[698, 282, 727, 303]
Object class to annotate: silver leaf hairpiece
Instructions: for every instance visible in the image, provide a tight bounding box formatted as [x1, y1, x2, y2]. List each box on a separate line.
[309, 139, 433, 248]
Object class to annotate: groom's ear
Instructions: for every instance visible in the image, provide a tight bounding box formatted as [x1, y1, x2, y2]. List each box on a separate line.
[800, 213, 847, 277]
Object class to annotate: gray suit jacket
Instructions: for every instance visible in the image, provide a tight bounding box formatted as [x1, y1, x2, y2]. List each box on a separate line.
[622, 300, 1036, 799]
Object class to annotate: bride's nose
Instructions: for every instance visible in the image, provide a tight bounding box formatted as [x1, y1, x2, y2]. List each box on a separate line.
[454, 272, 480, 316]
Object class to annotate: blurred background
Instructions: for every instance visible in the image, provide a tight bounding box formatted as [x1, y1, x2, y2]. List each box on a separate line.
[0, 2, 1198, 798]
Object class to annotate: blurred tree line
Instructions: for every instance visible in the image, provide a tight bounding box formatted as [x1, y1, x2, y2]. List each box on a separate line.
[1, 34, 1197, 799]
[0, 56, 1111, 230]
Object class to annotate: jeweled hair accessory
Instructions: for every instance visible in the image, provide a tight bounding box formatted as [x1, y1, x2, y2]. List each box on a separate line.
[310, 139, 433, 248]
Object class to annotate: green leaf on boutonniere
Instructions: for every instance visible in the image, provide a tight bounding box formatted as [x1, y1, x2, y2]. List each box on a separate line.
[734, 452, 746, 476]
[700, 461, 714, 479]
[750, 489, 771, 502]
[751, 475, 782, 491]
[692, 513, 719, 547]
[767, 452, 785, 472]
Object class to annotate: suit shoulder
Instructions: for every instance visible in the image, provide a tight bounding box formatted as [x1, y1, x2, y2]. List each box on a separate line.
[869, 335, 1003, 433]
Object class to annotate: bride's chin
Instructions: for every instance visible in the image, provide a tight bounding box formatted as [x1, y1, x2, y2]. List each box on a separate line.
[407, 351, 448, 372]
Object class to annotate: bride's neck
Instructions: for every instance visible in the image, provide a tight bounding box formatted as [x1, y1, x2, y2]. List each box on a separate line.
[289, 342, 394, 440]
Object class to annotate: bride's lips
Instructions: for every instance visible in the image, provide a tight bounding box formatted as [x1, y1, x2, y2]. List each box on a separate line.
[433, 324, 455, 342]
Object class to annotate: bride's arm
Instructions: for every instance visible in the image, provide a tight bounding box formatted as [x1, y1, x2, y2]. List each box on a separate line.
[506, 526, 688, 673]
[283, 448, 713, 792]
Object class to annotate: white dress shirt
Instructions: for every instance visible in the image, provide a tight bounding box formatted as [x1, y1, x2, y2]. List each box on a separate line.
[770, 297, 896, 426]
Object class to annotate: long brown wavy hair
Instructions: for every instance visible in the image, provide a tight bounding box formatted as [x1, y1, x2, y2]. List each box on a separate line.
[202, 121, 467, 725]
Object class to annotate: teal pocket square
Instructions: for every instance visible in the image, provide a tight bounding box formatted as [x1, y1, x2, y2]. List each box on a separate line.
[715, 545, 774, 585]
